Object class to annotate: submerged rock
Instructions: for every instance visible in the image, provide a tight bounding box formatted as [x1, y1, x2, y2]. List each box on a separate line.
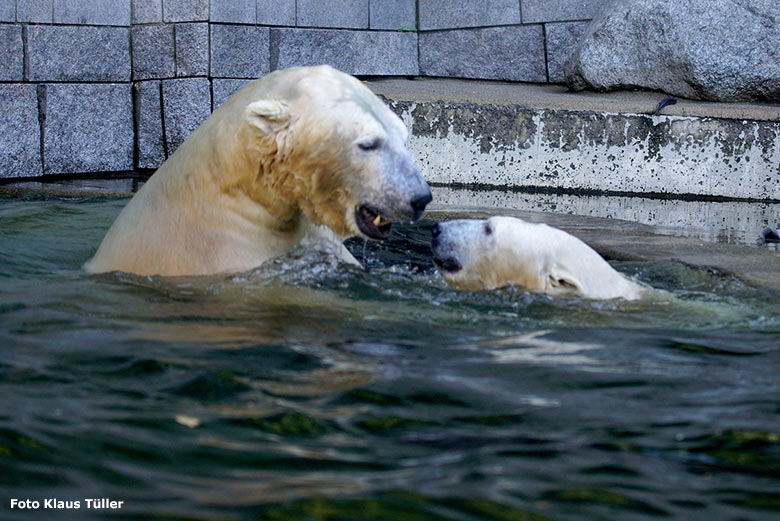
[564, 0, 780, 102]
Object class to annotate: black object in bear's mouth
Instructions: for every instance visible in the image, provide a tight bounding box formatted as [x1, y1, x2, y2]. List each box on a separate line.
[433, 256, 462, 273]
[356, 205, 392, 240]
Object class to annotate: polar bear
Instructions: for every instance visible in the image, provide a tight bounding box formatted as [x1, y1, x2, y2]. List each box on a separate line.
[431, 216, 646, 300]
[85, 65, 431, 276]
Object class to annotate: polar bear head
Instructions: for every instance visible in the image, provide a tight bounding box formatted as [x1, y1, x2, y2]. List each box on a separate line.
[232, 65, 431, 241]
[431, 216, 643, 300]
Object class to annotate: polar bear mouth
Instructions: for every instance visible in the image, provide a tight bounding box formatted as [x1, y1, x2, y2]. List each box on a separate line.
[433, 256, 462, 273]
[356, 205, 393, 240]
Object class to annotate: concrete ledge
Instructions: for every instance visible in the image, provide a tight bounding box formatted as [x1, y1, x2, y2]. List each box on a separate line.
[368, 78, 780, 122]
[430, 185, 775, 249]
[368, 79, 780, 201]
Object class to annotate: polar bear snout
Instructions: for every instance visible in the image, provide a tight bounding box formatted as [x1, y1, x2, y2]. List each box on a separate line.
[387, 154, 432, 222]
[431, 221, 471, 274]
[355, 188, 431, 241]
[410, 191, 433, 221]
[354, 158, 431, 241]
[432, 228, 461, 272]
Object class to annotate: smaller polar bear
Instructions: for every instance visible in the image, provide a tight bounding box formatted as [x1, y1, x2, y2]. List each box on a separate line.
[85, 65, 431, 276]
[431, 216, 646, 300]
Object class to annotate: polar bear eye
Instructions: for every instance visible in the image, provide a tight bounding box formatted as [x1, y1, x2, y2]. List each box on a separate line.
[484, 223, 493, 235]
[357, 137, 382, 151]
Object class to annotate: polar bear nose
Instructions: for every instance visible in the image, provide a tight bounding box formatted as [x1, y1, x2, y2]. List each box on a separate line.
[431, 223, 443, 249]
[431, 223, 441, 238]
[410, 192, 433, 221]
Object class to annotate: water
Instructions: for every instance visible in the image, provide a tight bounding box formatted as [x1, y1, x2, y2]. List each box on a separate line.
[1, 194, 779, 521]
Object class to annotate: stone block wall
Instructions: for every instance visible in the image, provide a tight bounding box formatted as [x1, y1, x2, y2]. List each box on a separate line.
[0, 0, 608, 178]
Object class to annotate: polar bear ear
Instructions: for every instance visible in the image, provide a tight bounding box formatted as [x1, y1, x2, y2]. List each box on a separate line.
[244, 100, 291, 134]
[547, 267, 583, 294]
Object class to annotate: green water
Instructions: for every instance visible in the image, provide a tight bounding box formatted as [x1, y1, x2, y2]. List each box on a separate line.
[1, 194, 779, 521]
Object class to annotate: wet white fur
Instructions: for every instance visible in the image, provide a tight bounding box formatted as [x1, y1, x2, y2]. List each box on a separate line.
[85, 66, 426, 276]
[434, 216, 646, 300]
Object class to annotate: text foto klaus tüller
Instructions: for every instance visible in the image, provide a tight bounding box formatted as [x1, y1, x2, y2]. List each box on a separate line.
[11, 498, 124, 510]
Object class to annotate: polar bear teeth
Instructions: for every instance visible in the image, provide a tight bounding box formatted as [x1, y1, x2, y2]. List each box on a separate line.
[356, 205, 393, 240]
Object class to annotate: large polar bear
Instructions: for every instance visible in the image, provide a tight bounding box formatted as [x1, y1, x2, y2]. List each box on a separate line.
[86, 66, 431, 276]
[431, 216, 646, 300]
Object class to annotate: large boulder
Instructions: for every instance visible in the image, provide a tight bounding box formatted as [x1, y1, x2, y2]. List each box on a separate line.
[564, 0, 780, 102]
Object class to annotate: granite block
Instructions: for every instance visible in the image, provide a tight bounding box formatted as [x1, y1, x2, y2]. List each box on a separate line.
[271, 28, 418, 76]
[210, 0, 254, 23]
[210, 24, 270, 78]
[0, 84, 42, 178]
[162, 77, 211, 155]
[0, 0, 15, 21]
[28, 25, 130, 82]
[522, 0, 608, 23]
[369, 0, 415, 30]
[132, 0, 162, 23]
[134, 80, 165, 169]
[0, 25, 23, 81]
[176, 22, 208, 76]
[420, 25, 546, 82]
[54, 0, 131, 25]
[257, 0, 294, 25]
[43, 83, 133, 174]
[296, 0, 368, 29]
[132, 24, 175, 80]
[163, 0, 207, 22]
[17, 0, 53, 23]
[419, 0, 520, 30]
[212, 78, 251, 108]
[545, 21, 588, 83]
